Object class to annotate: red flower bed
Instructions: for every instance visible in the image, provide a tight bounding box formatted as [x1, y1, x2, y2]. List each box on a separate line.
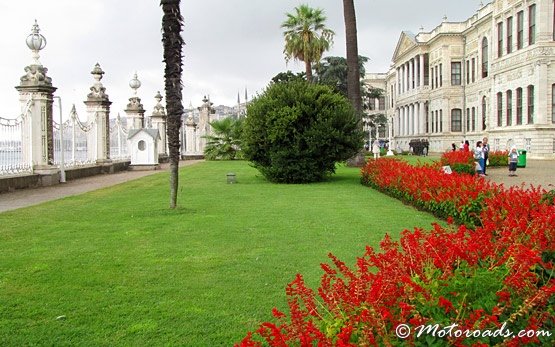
[237, 159, 554, 346]
[440, 150, 476, 175]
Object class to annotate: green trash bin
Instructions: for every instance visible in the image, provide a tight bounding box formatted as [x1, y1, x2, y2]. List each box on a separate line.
[517, 149, 527, 168]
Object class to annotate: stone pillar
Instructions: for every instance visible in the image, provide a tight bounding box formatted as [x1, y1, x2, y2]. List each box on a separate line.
[196, 96, 214, 154]
[184, 112, 198, 155]
[150, 91, 168, 159]
[419, 102, 426, 134]
[419, 54, 425, 88]
[536, 61, 548, 124]
[84, 63, 112, 165]
[125, 73, 145, 130]
[16, 65, 57, 173]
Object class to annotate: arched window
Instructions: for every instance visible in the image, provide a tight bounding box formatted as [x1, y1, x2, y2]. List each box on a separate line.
[482, 37, 489, 78]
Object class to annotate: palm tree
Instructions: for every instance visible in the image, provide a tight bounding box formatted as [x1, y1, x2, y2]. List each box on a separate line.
[342, 0, 362, 115]
[203, 117, 244, 160]
[281, 5, 334, 82]
[160, 0, 184, 209]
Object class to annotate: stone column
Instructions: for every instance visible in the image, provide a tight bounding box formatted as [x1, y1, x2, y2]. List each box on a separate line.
[16, 21, 58, 177]
[184, 112, 198, 155]
[419, 102, 426, 134]
[535, 61, 548, 124]
[150, 91, 168, 159]
[125, 73, 145, 130]
[419, 54, 425, 88]
[84, 63, 112, 165]
[16, 65, 57, 173]
[197, 96, 214, 154]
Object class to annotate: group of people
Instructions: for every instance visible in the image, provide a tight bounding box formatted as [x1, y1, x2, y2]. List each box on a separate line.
[452, 137, 519, 176]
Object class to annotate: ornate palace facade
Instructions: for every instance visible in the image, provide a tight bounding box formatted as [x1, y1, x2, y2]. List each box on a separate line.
[373, 0, 555, 158]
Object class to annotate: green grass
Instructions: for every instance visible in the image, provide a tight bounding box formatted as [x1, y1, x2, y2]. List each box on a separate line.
[0, 161, 439, 346]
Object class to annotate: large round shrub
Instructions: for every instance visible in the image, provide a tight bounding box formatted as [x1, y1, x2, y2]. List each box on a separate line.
[242, 81, 363, 183]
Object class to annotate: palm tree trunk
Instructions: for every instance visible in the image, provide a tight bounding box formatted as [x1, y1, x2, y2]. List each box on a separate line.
[305, 60, 313, 82]
[161, 0, 184, 209]
[343, 0, 362, 115]
[343, 0, 365, 167]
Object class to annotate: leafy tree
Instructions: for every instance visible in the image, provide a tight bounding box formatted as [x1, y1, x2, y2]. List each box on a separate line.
[314, 55, 369, 96]
[271, 70, 306, 84]
[203, 117, 244, 160]
[281, 5, 334, 82]
[160, 0, 184, 209]
[242, 81, 363, 183]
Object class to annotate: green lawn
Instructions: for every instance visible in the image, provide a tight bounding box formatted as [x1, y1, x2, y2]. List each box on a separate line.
[0, 161, 439, 346]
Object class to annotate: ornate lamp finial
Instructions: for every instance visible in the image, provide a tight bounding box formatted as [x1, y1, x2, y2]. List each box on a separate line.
[26, 20, 47, 65]
[129, 72, 141, 95]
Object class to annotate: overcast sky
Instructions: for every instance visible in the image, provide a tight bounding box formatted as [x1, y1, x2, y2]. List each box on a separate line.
[0, 0, 484, 120]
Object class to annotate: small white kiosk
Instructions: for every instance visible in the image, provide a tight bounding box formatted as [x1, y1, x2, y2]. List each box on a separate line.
[127, 128, 161, 170]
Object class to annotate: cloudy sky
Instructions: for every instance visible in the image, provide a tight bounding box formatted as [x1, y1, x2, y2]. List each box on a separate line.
[0, 0, 484, 120]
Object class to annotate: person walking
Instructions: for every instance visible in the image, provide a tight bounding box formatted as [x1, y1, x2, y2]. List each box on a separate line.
[464, 140, 470, 152]
[474, 141, 485, 176]
[508, 146, 519, 176]
[482, 137, 490, 175]
[372, 139, 381, 159]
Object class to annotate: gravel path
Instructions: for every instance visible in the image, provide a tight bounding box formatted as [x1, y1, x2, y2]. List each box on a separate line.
[0, 160, 202, 213]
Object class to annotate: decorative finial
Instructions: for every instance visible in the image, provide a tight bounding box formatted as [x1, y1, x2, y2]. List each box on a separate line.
[442, 15, 447, 22]
[154, 91, 163, 103]
[91, 63, 104, 82]
[87, 63, 108, 99]
[419, 26, 424, 33]
[479, 1, 484, 7]
[26, 20, 47, 65]
[129, 72, 141, 95]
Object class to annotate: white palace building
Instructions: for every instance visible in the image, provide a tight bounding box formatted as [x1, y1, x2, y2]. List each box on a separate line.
[369, 0, 555, 158]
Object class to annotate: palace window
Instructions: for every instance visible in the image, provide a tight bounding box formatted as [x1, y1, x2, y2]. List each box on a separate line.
[482, 38, 489, 78]
[439, 64, 443, 87]
[529, 4, 536, 45]
[497, 92, 503, 127]
[482, 96, 487, 130]
[471, 58, 476, 82]
[451, 62, 462, 86]
[516, 88, 523, 125]
[451, 109, 462, 132]
[552, 84, 555, 123]
[497, 22, 503, 58]
[466, 108, 470, 131]
[506, 90, 513, 126]
[379, 96, 385, 110]
[440, 110, 443, 132]
[527, 85, 535, 124]
[517, 11, 524, 49]
[507, 17, 513, 54]
[466, 60, 470, 84]
[472, 107, 476, 132]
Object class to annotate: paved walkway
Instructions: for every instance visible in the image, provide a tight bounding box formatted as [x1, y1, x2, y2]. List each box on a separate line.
[483, 159, 555, 190]
[0, 160, 202, 213]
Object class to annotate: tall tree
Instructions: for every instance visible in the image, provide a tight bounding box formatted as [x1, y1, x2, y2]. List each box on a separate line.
[281, 5, 334, 82]
[314, 55, 369, 97]
[342, 0, 362, 115]
[160, 0, 184, 209]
